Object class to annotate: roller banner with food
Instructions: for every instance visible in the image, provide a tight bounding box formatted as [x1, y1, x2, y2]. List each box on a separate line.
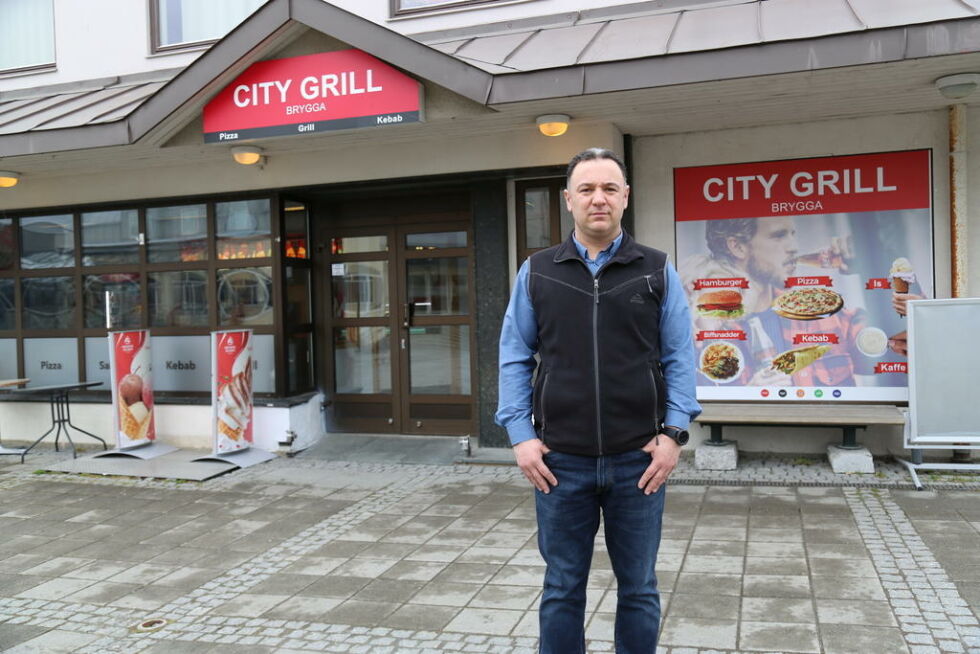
[109, 330, 155, 446]
[674, 149, 933, 402]
[212, 330, 254, 453]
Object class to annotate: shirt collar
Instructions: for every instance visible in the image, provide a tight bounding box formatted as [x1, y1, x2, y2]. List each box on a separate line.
[572, 231, 624, 262]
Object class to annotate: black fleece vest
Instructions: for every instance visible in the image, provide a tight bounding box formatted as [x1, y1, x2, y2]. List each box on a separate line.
[528, 231, 668, 456]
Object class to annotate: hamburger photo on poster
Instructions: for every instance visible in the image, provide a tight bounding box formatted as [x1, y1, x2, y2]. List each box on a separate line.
[674, 150, 933, 402]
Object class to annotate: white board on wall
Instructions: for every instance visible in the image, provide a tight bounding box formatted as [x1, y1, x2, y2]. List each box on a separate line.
[906, 298, 980, 447]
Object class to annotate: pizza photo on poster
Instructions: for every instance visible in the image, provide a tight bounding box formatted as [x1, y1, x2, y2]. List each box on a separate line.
[674, 150, 933, 402]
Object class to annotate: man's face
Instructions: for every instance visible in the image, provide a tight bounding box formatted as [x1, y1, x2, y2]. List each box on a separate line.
[743, 217, 798, 285]
[563, 158, 630, 242]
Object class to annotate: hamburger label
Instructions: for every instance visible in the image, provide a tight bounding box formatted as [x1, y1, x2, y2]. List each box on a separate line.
[693, 278, 749, 290]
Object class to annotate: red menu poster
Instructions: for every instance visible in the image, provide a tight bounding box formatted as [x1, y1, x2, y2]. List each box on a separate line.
[674, 150, 933, 402]
[109, 330, 155, 446]
[212, 330, 254, 453]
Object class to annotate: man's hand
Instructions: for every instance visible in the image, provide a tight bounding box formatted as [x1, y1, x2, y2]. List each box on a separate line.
[513, 439, 557, 493]
[638, 435, 681, 495]
[888, 330, 908, 356]
[892, 292, 924, 317]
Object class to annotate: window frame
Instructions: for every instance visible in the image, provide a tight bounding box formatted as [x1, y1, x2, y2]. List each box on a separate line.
[0, 0, 56, 75]
[390, 0, 530, 18]
[515, 177, 567, 265]
[148, 0, 264, 54]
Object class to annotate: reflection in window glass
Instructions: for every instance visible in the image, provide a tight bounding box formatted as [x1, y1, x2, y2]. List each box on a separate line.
[523, 188, 551, 249]
[0, 279, 14, 330]
[83, 274, 142, 329]
[147, 204, 207, 263]
[334, 327, 390, 394]
[0, 0, 54, 71]
[284, 201, 309, 259]
[410, 325, 470, 394]
[22, 277, 75, 329]
[287, 332, 314, 394]
[332, 261, 389, 318]
[148, 270, 208, 327]
[216, 199, 271, 259]
[331, 235, 387, 254]
[0, 219, 14, 270]
[405, 231, 467, 250]
[156, 0, 265, 47]
[217, 267, 273, 326]
[407, 257, 469, 316]
[286, 266, 311, 324]
[82, 209, 140, 266]
[20, 215, 74, 269]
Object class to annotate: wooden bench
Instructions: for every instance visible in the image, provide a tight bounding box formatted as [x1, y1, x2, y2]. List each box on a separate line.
[695, 402, 906, 450]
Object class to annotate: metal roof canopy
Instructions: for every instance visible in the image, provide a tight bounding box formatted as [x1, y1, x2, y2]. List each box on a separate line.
[1, 0, 980, 159]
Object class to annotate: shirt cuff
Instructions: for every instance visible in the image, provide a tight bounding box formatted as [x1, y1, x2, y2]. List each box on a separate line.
[506, 421, 538, 447]
[663, 409, 692, 431]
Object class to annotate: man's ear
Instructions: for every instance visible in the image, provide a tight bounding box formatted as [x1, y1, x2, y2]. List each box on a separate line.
[726, 236, 748, 261]
[623, 185, 630, 208]
[562, 188, 572, 212]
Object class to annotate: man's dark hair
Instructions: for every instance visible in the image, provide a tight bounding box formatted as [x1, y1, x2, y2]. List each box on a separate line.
[566, 148, 628, 187]
[705, 218, 758, 262]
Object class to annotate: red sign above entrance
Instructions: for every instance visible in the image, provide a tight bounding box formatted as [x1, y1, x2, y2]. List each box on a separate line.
[203, 50, 423, 143]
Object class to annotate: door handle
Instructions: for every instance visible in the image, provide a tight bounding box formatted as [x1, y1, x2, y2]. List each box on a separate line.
[402, 302, 414, 329]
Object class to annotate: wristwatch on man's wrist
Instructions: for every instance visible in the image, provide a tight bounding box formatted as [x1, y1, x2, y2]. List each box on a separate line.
[659, 426, 690, 446]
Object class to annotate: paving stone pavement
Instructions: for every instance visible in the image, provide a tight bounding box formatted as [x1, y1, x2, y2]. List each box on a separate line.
[0, 445, 978, 653]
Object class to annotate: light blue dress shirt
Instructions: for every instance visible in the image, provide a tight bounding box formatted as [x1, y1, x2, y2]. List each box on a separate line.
[495, 233, 702, 446]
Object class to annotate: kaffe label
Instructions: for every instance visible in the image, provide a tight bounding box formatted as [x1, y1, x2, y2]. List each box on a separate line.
[203, 50, 423, 143]
[675, 150, 933, 402]
[212, 330, 254, 454]
[108, 330, 155, 447]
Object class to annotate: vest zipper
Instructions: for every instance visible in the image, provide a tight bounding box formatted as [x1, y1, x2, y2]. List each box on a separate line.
[540, 372, 550, 444]
[649, 368, 659, 429]
[592, 276, 603, 455]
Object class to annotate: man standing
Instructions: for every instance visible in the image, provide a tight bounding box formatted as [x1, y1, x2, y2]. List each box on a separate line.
[496, 148, 700, 653]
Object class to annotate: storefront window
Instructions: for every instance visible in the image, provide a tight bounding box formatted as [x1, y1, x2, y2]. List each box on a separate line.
[0, 218, 14, 270]
[0, 339, 17, 379]
[20, 215, 74, 269]
[523, 187, 552, 249]
[83, 274, 142, 329]
[407, 257, 469, 315]
[147, 204, 207, 263]
[216, 199, 272, 260]
[0, 279, 14, 330]
[332, 261, 389, 318]
[334, 326, 391, 394]
[216, 266, 273, 326]
[285, 266, 311, 325]
[148, 270, 208, 327]
[81, 209, 140, 266]
[331, 235, 388, 254]
[283, 200, 309, 259]
[24, 338, 78, 386]
[406, 231, 467, 250]
[22, 276, 75, 329]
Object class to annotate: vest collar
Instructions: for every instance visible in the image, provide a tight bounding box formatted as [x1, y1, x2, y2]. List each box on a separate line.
[553, 229, 644, 266]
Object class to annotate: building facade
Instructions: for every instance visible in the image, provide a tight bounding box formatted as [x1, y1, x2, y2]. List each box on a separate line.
[1, 0, 978, 454]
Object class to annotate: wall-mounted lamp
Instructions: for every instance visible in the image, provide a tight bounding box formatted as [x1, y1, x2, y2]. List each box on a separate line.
[0, 171, 20, 188]
[536, 114, 570, 137]
[231, 145, 264, 165]
[935, 73, 980, 100]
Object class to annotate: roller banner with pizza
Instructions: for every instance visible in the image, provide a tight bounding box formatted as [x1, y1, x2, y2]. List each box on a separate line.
[109, 330, 155, 446]
[211, 330, 254, 453]
[674, 149, 933, 402]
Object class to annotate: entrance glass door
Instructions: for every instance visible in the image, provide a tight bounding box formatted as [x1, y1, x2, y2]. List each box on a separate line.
[328, 223, 475, 434]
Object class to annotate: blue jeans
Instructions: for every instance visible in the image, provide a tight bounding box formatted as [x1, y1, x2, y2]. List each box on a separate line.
[536, 449, 665, 654]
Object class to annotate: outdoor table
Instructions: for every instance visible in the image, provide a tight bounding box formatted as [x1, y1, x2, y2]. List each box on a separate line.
[0, 378, 30, 388]
[0, 381, 107, 463]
